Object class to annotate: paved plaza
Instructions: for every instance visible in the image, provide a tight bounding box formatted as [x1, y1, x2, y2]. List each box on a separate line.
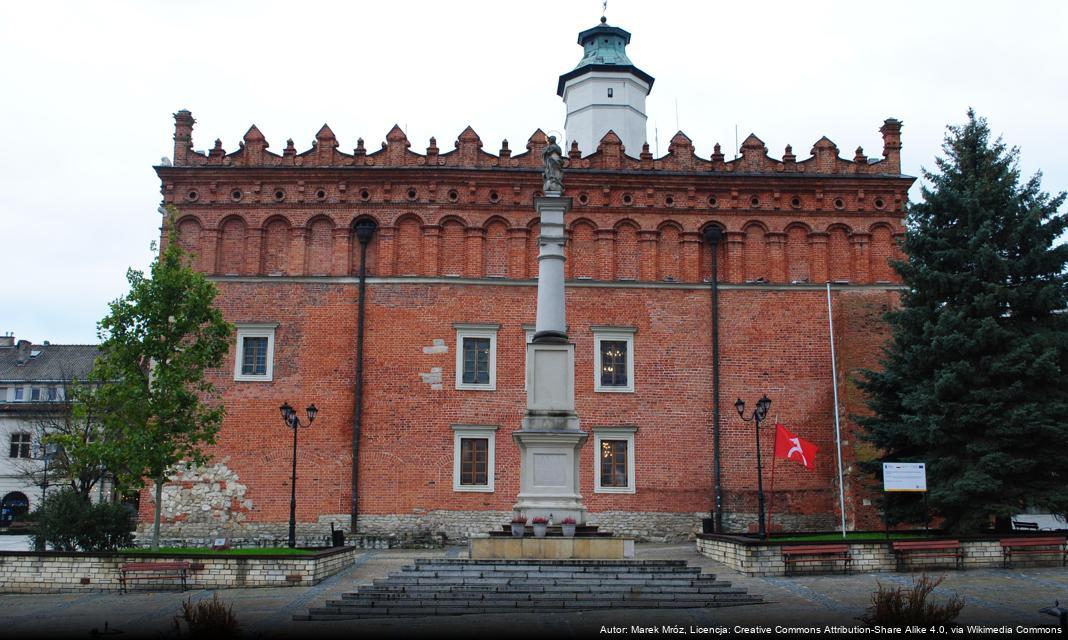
[0, 543, 1064, 638]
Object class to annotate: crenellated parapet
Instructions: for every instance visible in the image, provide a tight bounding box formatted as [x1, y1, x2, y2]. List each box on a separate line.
[168, 111, 906, 175]
[157, 109, 913, 288]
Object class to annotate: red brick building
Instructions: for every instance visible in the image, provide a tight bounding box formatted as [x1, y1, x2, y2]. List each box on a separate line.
[149, 20, 913, 543]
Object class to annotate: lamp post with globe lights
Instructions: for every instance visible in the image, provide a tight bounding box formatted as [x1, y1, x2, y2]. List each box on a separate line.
[280, 402, 318, 548]
[735, 394, 772, 538]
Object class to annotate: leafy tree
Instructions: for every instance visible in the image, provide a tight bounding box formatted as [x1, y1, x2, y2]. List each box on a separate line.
[92, 207, 232, 549]
[858, 110, 1068, 532]
[13, 374, 112, 503]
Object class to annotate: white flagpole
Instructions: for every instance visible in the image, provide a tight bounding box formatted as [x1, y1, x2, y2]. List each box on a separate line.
[827, 282, 847, 538]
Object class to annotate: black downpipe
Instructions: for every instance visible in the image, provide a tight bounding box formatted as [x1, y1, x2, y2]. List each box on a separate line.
[703, 226, 724, 533]
[352, 219, 377, 533]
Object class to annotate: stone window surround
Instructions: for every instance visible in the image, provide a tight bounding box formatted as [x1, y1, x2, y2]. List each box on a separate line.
[593, 426, 637, 494]
[233, 323, 278, 382]
[453, 323, 499, 391]
[451, 424, 497, 492]
[592, 326, 636, 393]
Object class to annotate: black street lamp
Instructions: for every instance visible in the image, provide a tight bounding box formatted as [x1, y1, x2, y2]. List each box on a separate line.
[34, 441, 59, 500]
[736, 394, 772, 538]
[280, 402, 318, 548]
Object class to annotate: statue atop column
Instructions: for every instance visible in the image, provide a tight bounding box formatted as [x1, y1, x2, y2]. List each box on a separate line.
[542, 135, 565, 194]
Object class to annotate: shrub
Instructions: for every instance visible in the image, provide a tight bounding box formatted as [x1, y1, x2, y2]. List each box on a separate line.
[172, 594, 240, 639]
[861, 574, 964, 626]
[76, 501, 135, 551]
[32, 488, 134, 552]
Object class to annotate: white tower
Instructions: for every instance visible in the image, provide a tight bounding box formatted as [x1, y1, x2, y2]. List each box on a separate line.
[558, 17, 655, 157]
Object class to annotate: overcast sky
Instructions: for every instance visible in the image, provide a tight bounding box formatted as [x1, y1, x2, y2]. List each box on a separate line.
[1, 0, 1065, 345]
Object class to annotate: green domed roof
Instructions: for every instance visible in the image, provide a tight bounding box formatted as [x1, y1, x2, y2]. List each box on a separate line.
[574, 18, 634, 68]
[557, 18, 655, 96]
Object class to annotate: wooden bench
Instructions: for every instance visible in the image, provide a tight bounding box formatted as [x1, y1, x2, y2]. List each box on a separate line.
[781, 544, 851, 575]
[1000, 537, 1067, 568]
[892, 540, 963, 571]
[119, 562, 190, 593]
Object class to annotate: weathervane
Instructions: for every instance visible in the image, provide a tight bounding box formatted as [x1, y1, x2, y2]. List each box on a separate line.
[602, 0, 607, 20]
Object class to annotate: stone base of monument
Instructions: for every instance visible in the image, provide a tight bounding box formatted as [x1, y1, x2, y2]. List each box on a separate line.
[469, 534, 635, 559]
[487, 523, 611, 537]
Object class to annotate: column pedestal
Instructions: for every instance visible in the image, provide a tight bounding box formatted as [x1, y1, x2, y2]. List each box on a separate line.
[512, 193, 589, 524]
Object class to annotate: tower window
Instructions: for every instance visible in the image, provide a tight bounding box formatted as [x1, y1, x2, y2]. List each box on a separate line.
[607, 88, 613, 98]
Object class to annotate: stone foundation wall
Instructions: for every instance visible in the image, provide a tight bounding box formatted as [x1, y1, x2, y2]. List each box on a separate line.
[0, 547, 355, 593]
[585, 511, 704, 542]
[696, 535, 1055, 576]
[356, 511, 513, 542]
[140, 510, 709, 546]
[357, 510, 707, 543]
[720, 511, 839, 535]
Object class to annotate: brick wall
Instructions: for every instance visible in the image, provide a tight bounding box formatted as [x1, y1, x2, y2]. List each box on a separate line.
[167, 206, 905, 286]
[137, 278, 898, 540]
[149, 114, 914, 542]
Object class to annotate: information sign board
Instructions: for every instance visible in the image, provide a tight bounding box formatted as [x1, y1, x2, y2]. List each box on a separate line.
[882, 462, 927, 492]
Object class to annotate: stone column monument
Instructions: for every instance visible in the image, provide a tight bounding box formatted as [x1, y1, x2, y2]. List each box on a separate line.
[512, 136, 588, 524]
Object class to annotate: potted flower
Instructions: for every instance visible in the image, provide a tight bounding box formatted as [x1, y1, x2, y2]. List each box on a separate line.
[532, 516, 549, 538]
[560, 517, 577, 538]
[510, 515, 527, 538]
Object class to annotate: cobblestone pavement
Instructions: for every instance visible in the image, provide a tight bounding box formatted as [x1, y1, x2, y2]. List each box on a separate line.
[0, 544, 1064, 638]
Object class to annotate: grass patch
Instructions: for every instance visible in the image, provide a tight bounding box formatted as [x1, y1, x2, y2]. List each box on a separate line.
[767, 532, 934, 543]
[119, 547, 318, 556]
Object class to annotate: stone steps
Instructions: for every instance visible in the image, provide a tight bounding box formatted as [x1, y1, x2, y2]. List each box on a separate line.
[296, 558, 762, 621]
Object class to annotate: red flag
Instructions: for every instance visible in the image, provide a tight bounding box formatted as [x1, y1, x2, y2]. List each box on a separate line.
[774, 423, 818, 471]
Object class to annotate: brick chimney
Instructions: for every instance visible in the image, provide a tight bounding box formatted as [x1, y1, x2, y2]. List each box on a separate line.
[15, 339, 31, 365]
[0, 334, 13, 348]
[880, 118, 903, 174]
[174, 109, 195, 166]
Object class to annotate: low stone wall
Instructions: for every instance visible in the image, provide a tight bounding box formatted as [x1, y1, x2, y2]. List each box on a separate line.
[697, 534, 1059, 576]
[0, 546, 355, 593]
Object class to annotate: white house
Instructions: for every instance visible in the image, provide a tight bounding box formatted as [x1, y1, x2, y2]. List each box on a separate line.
[0, 335, 99, 522]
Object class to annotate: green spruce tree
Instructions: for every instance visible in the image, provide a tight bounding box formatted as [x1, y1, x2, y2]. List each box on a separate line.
[858, 110, 1068, 533]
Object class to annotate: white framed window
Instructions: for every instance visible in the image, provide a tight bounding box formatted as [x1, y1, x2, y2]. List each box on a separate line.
[454, 324, 498, 391]
[452, 424, 497, 492]
[14, 387, 24, 402]
[234, 323, 277, 382]
[593, 427, 636, 493]
[593, 326, 636, 393]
